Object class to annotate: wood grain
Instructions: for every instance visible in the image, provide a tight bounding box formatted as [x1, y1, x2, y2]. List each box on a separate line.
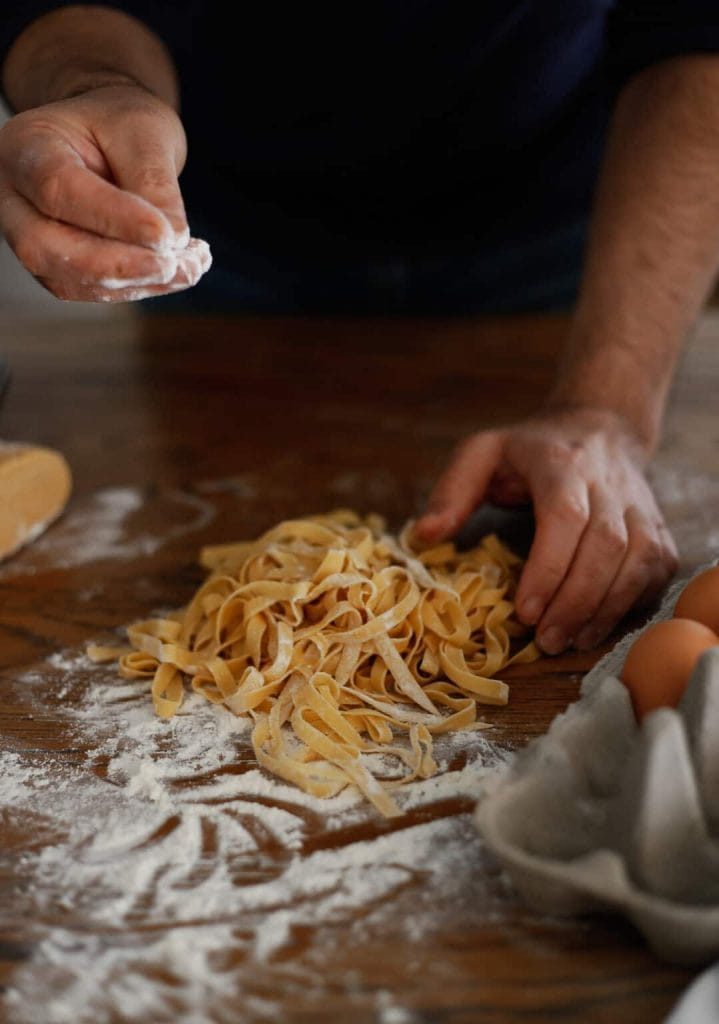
[1, 309, 717, 1022]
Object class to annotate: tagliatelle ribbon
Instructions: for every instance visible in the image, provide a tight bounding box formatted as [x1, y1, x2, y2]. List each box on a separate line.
[88, 510, 539, 816]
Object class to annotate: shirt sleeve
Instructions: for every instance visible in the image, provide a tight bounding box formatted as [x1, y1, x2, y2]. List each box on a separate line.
[607, 1, 719, 87]
[0, 2, 184, 108]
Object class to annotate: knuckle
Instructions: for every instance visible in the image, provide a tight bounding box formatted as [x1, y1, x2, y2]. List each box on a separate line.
[34, 169, 64, 215]
[592, 518, 627, 554]
[635, 532, 663, 567]
[543, 440, 581, 468]
[153, 102, 182, 135]
[543, 440, 570, 462]
[129, 94, 174, 122]
[536, 559, 567, 589]
[550, 493, 590, 527]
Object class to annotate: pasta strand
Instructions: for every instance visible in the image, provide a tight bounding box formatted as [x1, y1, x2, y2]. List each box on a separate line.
[91, 511, 539, 815]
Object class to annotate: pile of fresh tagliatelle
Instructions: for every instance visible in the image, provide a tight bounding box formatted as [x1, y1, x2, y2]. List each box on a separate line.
[89, 511, 539, 816]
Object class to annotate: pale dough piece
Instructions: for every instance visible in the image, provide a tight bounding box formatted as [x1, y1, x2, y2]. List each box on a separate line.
[0, 443, 72, 560]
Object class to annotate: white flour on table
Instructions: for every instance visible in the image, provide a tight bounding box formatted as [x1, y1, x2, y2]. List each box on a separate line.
[0, 486, 215, 576]
[650, 457, 719, 571]
[1, 647, 527, 1024]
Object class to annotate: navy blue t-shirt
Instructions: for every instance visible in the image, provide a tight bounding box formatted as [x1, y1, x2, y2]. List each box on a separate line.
[2, 2, 719, 271]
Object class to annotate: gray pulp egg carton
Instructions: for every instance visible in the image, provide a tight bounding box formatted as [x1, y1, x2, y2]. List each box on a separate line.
[476, 567, 719, 964]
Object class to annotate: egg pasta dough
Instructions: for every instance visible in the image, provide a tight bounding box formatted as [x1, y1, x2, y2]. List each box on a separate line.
[89, 511, 538, 816]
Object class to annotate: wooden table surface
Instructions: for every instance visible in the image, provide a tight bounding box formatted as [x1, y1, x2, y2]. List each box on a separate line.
[0, 309, 717, 1024]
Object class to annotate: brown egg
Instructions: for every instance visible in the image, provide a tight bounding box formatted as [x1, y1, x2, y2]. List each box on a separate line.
[621, 618, 719, 720]
[674, 566, 719, 634]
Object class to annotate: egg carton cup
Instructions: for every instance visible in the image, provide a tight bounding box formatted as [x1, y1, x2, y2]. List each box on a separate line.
[476, 562, 719, 964]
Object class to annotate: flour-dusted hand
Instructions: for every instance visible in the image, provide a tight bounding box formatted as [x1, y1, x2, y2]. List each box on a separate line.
[0, 84, 211, 302]
[0, 8, 211, 303]
[414, 408, 678, 654]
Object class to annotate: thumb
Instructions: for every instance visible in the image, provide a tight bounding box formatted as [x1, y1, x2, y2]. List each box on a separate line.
[104, 113, 189, 249]
[414, 430, 505, 543]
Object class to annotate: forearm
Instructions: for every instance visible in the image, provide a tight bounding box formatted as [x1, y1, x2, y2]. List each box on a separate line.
[549, 55, 719, 454]
[2, 5, 179, 110]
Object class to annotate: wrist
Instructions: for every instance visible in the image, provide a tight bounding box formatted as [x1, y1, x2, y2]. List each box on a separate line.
[44, 68, 151, 104]
[3, 7, 178, 111]
[542, 389, 661, 460]
[548, 313, 676, 456]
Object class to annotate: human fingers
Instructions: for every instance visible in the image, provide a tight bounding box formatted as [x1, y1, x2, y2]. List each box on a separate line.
[533, 491, 628, 654]
[8, 132, 175, 252]
[0, 189, 203, 299]
[630, 519, 679, 611]
[485, 466, 531, 505]
[512, 468, 590, 630]
[657, 520, 680, 580]
[39, 237, 213, 302]
[414, 431, 505, 543]
[103, 111, 189, 246]
[574, 506, 677, 651]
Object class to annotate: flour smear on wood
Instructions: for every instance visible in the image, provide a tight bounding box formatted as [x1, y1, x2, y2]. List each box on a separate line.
[0, 646, 546, 1024]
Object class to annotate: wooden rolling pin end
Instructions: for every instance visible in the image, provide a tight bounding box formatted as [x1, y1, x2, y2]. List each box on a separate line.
[0, 444, 72, 561]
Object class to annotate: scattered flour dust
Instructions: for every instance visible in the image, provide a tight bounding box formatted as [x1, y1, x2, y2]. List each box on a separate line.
[649, 460, 719, 570]
[0, 486, 215, 576]
[1, 647, 518, 1024]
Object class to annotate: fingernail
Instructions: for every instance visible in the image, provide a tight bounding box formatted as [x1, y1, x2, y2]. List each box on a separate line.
[538, 626, 567, 655]
[520, 596, 543, 625]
